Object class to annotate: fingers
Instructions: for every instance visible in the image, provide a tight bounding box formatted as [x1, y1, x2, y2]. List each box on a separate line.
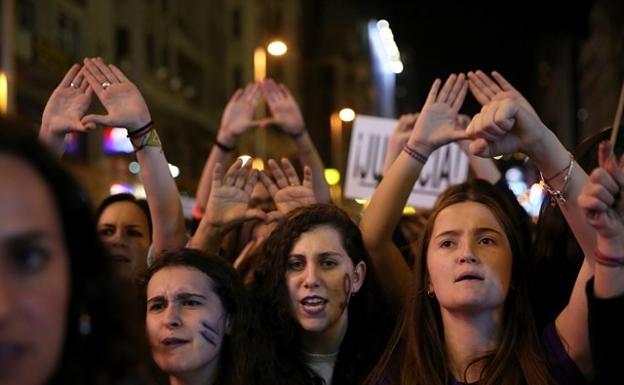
[244, 208, 268, 222]
[491, 71, 515, 91]
[108, 64, 130, 83]
[302, 165, 313, 189]
[259, 170, 279, 196]
[81, 113, 113, 127]
[91, 57, 120, 83]
[223, 158, 243, 186]
[243, 169, 259, 196]
[425, 79, 441, 105]
[436, 74, 457, 103]
[474, 70, 503, 94]
[467, 71, 495, 104]
[234, 160, 252, 189]
[280, 158, 301, 186]
[60, 64, 81, 88]
[450, 77, 468, 112]
[212, 162, 224, 188]
[267, 158, 289, 188]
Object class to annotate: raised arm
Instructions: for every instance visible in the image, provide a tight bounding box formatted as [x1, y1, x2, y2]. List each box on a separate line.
[193, 84, 262, 220]
[190, 158, 265, 254]
[261, 79, 331, 203]
[81, 57, 187, 256]
[578, 141, 624, 382]
[39, 64, 94, 157]
[465, 88, 595, 376]
[361, 74, 469, 309]
[258, 157, 317, 215]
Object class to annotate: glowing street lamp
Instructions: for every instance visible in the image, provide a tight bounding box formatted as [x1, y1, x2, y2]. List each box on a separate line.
[338, 108, 355, 122]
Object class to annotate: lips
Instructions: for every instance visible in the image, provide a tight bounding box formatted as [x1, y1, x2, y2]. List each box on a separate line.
[300, 295, 328, 316]
[161, 337, 189, 348]
[455, 272, 484, 282]
[111, 254, 130, 264]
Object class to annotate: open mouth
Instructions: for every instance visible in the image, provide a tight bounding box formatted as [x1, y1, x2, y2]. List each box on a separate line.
[111, 254, 131, 264]
[300, 296, 328, 315]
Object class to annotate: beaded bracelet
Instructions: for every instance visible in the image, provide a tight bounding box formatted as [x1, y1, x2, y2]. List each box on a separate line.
[403, 144, 429, 164]
[594, 248, 624, 267]
[540, 153, 574, 206]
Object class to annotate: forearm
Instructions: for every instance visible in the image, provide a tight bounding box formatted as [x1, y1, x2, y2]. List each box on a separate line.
[188, 219, 223, 255]
[529, 130, 595, 256]
[293, 131, 331, 203]
[468, 155, 501, 184]
[38, 125, 66, 159]
[382, 139, 404, 175]
[136, 135, 188, 254]
[594, 236, 624, 298]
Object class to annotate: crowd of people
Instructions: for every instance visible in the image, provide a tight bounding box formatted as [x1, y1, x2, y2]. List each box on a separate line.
[1, 57, 622, 385]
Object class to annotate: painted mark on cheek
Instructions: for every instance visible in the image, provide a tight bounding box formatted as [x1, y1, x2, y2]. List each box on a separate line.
[339, 274, 353, 312]
[199, 315, 225, 347]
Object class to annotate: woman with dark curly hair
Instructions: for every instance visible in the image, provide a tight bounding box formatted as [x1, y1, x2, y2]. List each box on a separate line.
[250, 204, 394, 385]
[0, 119, 150, 385]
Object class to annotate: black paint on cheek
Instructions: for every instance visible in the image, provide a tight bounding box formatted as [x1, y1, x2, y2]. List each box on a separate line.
[339, 274, 353, 312]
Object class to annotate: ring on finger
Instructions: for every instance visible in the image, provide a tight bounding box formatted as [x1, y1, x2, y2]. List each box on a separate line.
[101, 81, 112, 89]
[70, 82, 79, 89]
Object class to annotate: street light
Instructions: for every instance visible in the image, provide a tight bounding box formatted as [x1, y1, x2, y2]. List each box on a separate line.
[0, 72, 7, 116]
[253, 40, 288, 81]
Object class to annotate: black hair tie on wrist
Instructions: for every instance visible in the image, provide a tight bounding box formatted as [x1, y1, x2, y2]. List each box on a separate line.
[215, 140, 234, 152]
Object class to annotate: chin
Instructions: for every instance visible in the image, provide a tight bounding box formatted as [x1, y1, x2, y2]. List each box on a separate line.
[298, 318, 329, 333]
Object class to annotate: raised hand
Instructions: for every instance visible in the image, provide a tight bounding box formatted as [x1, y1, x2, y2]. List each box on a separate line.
[407, 73, 469, 155]
[465, 96, 547, 158]
[81, 57, 151, 131]
[259, 158, 316, 214]
[41, 64, 94, 135]
[578, 141, 624, 239]
[218, 83, 262, 145]
[383, 113, 419, 173]
[467, 70, 537, 116]
[204, 159, 266, 232]
[260, 79, 305, 136]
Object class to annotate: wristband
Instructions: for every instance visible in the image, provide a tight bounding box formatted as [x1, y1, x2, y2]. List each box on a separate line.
[403, 144, 429, 164]
[215, 140, 234, 152]
[127, 120, 154, 138]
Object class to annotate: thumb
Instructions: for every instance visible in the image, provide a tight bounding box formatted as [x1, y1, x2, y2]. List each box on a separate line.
[469, 138, 494, 158]
[258, 118, 277, 128]
[82, 114, 114, 127]
[245, 209, 267, 222]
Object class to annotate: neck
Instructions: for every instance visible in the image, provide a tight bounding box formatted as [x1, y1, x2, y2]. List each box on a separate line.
[169, 357, 221, 385]
[301, 311, 348, 354]
[440, 308, 503, 383]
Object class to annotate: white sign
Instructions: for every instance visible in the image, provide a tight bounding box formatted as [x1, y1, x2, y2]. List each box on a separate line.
[344, 115, 469, 208]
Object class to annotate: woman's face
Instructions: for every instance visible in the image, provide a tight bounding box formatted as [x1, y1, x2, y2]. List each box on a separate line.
[426, 201, 512, 313]
[0, 155, 70, 385]
[97, 201, 150, 280]
[286, 225, 366, 337]
[146, 266, 228, 378]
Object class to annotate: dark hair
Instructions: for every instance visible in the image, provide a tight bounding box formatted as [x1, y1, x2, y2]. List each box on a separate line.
[531, 125, 624, 329]
[144, 249, 262, 385]
[0, 119, 150, 384]
[251, 204, 393, 385]
[96, 193, 153, 241]
[367, 179, 554, 385]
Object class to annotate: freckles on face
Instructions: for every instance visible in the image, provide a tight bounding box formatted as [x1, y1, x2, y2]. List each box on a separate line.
[285, 225, 363, 336]
[0, 155, 70, 385]
[426, 201, 512, 312]
[146, 266, 227, 376]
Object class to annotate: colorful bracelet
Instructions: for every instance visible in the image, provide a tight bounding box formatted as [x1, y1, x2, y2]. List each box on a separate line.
[403, 144, 428, 164]
[127, 120, 154, 138]
[215, 140, 234, 152]
[594, 248, 624, 267]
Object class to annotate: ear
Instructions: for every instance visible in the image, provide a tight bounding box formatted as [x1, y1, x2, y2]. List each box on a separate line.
[351, 261, 367, 294]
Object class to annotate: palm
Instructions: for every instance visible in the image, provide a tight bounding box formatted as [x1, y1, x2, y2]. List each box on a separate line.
[221, 104, 256, 136]
[98, 83, 150, 130]
[414, 103, 462, 149]
[42, 88, 91, 133]
[268, 102, 304, 135]
[273, 186, 316, 213]
[206, 186, 252, 226]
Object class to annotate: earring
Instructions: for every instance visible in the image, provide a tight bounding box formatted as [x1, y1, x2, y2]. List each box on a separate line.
[79, 313, 92, 336]
[426, 289, 435, 298]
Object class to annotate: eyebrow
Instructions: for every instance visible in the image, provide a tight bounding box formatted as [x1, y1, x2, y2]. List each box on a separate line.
[433, 227, 503, 239]
[147, 292, 207, 304]
[3, 230, 48, 246]
[289, 251, 345, 259]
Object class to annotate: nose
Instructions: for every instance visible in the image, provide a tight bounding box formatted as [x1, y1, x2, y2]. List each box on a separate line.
[458, 242, 479, 264]
[164, 304, 182, 329]
[303, 264, 320, 289]
[104, 230, 125, 248]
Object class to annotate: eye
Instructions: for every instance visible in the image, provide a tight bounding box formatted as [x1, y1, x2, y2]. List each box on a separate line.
[127, 229, 144, 238]
[10, 244, 50, 274]
[148, 302, 165, 312]
[287, 258, 305, 271]
[320, 258, 338, 269]
[439, 240, 455, 248]
[98, 228, 114, 237]
[479, 237, 496, 245]
[183, 299, 202, 307]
